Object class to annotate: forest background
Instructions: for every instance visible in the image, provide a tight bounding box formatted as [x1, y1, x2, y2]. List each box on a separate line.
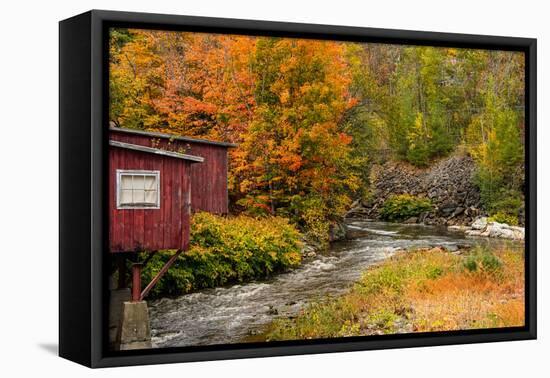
[109, 29, 525, 243]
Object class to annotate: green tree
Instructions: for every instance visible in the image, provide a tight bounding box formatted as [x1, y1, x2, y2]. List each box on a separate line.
[387, 47, 455, 166]
[466, 76, 524, 222]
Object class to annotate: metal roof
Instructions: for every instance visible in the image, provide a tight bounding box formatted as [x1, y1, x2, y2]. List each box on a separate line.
[109, 127, 238, 148]
[109, 140, 204, 163]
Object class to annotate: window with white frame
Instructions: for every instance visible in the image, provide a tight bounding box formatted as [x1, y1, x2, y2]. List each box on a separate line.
[116, 170, 160, 209]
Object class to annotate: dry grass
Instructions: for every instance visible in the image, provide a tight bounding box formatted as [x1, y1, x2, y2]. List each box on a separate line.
[266, 246, 524, 341]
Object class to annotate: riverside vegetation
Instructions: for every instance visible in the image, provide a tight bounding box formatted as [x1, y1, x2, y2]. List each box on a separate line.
[379, 194, 433, 222]
[266, 246, 524, 340]
[140, 212, 302, 298]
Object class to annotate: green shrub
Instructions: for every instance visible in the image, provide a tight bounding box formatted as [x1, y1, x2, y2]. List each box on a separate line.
[463, 246, 502, 274]
[488, 211, 519, 226]
[379, 194, 433, 222]
[289, 194, 330, 247]
[141, 212, 302, 297]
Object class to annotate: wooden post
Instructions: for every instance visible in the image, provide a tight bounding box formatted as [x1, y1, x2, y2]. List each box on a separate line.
[131, 263, 143, 302]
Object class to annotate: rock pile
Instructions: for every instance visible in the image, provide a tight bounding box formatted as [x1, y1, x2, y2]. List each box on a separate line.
[346, 154, 483, 226]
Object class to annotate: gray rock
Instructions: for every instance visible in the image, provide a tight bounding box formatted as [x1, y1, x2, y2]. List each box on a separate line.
[442, 244, 459, 252]
[451, 207, 465, 217]
[301, 243, 317, 258]
[329, 220, 347, 242]
[350, 199, 361, 209]
[471, 217, 488, 230]
[485, 222, 524, 240]
[440, 206, 456, 216]
[465, 221, 524, 240]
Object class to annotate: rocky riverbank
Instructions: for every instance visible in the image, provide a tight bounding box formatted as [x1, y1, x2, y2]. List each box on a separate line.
[346, 154, 483, 226]
[299, 219, 348, 260]
[449, 217, 524, 240]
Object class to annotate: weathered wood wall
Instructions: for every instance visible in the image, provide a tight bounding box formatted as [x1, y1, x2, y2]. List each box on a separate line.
[186, 143, 228, 215]
[110, 129, 230, 214]
[109, 146, 192, 252]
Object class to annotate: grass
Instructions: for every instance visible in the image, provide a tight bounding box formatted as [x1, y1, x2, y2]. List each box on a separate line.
[266, 245, 524, 341]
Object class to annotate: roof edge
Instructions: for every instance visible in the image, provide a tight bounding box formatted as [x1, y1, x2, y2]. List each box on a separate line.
[109, 140, 204, 163]
[109, 127, 238, 148]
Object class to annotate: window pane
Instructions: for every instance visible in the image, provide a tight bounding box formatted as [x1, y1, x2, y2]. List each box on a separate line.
[120, 189, 133, 204]
[120, 175, 133, 190]
[133, 189, 146, 204]
[132, 175, 145, 190]
[144, 190, 157, 204]
[144, 175, 156, 190]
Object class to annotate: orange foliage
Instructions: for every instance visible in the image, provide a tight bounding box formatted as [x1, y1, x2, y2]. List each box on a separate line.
[405, 248, 524, 332]
[110, 29, 361, 237]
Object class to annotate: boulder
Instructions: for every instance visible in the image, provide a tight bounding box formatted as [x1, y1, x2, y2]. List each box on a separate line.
[471, 217, 488, 230]
[349, 199, 361, 209]
[485, 222, 524, 240]
[440, 206, 456, 216]
[329, 221, 347, 242]
[465, 220, 524, 240]
[451, 207, 465, 218]
[301, 244, 317, 258]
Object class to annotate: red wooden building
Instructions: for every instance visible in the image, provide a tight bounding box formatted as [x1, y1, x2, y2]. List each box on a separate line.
[109, 140, 203, 253]
[110, 127, 236, 215]
[108, 127, 235, 301]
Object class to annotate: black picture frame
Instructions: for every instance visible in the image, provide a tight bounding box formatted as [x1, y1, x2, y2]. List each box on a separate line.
[59, 9, 537, 368]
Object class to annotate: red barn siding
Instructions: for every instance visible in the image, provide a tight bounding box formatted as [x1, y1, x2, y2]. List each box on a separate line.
[186, 143, 228, 214]
[109, 146, 192, 253]
[110, 129, 231, 214]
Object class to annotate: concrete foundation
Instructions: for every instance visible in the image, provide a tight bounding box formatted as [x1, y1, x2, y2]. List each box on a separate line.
[117, 301, 152, 350]
[108, 288, 131, 349]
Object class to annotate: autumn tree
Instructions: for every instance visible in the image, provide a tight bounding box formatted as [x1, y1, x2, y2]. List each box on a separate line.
[233, 38, 360, 243]
[110, 29, 257, 141]
[109, 29, 166, 129]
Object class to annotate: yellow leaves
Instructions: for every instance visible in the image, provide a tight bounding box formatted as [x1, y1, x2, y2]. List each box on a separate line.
[239, 179, 254, 193]
[279, 89, 290, 105]
[342, 175, 361, 192]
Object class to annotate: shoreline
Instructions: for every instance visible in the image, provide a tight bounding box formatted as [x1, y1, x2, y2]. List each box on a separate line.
[254, 243, 524, 343]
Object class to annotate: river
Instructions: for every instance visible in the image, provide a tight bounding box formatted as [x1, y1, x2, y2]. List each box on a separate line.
[148, 220, 522, 348]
